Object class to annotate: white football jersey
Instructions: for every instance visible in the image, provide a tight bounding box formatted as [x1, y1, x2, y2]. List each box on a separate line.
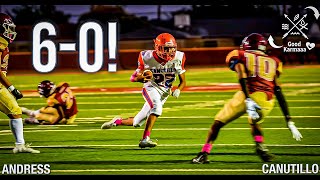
[135, 50, 186, 93]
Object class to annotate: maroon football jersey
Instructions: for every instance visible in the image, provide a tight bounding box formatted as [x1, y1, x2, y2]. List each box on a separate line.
[47, 82, 78, 118]
[0, 47, 9, 73]
[226, 49, 283, 100]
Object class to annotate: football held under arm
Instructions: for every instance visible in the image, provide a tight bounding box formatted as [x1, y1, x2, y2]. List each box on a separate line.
[130, 51, 148, 83]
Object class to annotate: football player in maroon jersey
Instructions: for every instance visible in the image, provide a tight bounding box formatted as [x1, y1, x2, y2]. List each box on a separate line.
[192, 33, 302, 164]
[0, 13, 39, 153]
[22, 80, 78, 125]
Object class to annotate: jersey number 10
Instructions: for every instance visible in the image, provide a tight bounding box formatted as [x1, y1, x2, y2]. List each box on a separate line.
[244, 52, 277, 81]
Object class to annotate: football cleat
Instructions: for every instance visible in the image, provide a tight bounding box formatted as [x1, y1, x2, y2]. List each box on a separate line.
[191, 152, 210, 164]
[256, 143, 275, 162]
[138, 136, 157, 148]
[13, 143, 40, 154]
[101, 116, 122, 129]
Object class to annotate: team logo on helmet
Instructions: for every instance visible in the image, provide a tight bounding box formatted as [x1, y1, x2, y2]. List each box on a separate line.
[37, 80, 56, 98]
[0, 13, 17, 43]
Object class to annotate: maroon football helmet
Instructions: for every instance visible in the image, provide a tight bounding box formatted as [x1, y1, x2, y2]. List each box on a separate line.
[0, 13, 17, 44]
[240, 33, 267, 52]
[38, 80, 56, 98]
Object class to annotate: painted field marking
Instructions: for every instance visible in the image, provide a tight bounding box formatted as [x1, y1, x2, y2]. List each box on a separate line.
[19, 93, 320, 102]
[72, 106, 320, 112]
[17, 99, 320, 106]
[50, 168, 262, 173]
[1, 127, 319, 135]
[1, 114, 319, 123]
[1, 143, 320, 149]
[72, 115, 320, 120]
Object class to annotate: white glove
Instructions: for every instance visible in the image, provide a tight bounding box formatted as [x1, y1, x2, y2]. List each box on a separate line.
[245, 98, 261, 120]
[287, 121, 303, 141]
[172, 89, 181, 99]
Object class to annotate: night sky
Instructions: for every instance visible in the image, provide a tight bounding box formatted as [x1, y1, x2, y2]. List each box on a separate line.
[0, 5, 193, 23]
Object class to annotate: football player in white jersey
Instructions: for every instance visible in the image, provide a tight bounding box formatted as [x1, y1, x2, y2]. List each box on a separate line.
[101, 33, 186, 148]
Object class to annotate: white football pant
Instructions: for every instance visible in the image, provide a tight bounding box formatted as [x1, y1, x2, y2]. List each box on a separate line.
[133, 86, 169, 127]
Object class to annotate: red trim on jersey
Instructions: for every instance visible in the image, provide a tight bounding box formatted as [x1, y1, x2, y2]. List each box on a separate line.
[137, 52, 145, 70]
[142, 88, 154, 108]
[181, 53, 186, 70]
[152, 50, 169, 65]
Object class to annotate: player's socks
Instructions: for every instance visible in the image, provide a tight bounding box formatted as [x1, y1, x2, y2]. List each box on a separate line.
[142, 131, 151, 139]
[32, 109, 41, 117]
[254, 135, 263, 143]
[114, 119, 122, 125]
[201, 143, 212, 154]
[21, 107, 33, 116]
[9, 118, 25, 145]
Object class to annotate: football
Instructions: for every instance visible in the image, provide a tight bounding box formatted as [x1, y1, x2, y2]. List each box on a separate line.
[143, 69, 153, 79]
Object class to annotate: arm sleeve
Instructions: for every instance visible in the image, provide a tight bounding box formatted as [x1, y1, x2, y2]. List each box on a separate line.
[274, 85, 291, 121]
[239, 78, 250, 98]
[234, 62, 249, 98]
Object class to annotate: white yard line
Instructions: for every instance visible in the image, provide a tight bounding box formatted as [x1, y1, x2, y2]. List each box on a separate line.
[1, 143, 319, 149]
[0, 127, 319, 135]
[17, 99, 320, 106]
[50, 168, 262, 173]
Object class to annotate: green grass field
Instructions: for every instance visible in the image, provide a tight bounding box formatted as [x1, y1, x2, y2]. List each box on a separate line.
[0, 65, 320, 175]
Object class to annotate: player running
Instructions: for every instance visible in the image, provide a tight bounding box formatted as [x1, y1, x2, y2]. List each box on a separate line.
[101, 32, 186, 148]
[191, 33, 302, 163]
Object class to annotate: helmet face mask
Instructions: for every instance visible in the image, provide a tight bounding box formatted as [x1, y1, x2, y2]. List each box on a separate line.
[37, 80, 56, 98]
[154, 33, 177, 61]
[0, 13, 17, 43]
[240, 33, 267, 52]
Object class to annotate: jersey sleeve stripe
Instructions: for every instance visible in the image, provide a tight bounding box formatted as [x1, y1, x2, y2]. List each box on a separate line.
[181, 53, 186, 70]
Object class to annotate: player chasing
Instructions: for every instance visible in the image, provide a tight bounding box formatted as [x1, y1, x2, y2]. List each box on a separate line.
[101, 32, 186, 148]
[0, 13, 39, 153]
[191, 33, 303, 164]
[21, 80, 78, 125]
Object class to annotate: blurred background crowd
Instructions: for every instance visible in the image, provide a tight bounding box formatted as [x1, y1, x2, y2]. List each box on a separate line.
[1, 5, 320, 71]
